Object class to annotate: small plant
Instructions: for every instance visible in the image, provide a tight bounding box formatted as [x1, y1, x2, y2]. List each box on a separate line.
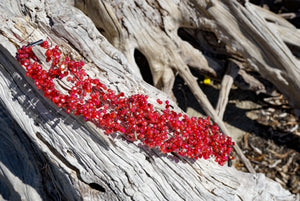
[16, 40, 234, 165]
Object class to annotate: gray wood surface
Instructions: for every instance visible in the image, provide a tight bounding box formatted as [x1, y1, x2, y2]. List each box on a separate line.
[0, 0, 298, 200]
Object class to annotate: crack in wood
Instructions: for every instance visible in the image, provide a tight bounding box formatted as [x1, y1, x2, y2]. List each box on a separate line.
[35, 131, 107, 193]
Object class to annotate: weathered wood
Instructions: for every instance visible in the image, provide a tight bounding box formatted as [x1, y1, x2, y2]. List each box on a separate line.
[0, 0, 298, 200]
[208, 1, 300, 110]
[76, 0, 300, 109]
[216, 61, 240, 120]
[75, 0, 300, 169]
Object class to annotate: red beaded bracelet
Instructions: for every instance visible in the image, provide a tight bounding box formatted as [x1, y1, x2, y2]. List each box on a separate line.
[16, 40, 234, 165]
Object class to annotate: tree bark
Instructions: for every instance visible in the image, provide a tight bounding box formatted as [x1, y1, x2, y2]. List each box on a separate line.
[0, 0, 298, 200]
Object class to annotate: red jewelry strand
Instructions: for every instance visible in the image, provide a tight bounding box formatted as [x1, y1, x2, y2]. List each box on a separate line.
[16, 40, 235, 165]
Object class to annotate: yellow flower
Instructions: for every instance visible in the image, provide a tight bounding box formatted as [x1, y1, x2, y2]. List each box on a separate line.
[203, 76, 211, 85]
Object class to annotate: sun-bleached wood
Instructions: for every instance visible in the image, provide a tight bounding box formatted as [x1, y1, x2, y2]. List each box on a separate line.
[75, 0, 300, 110]
[0, 0, 298, 200]
[75, 0, 300, 171]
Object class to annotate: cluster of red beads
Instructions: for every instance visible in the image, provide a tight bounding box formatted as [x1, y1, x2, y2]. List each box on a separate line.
[16, 41, 235, 165]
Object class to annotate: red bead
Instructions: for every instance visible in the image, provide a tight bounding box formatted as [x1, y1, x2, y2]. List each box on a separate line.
[41, 41, 49, 49]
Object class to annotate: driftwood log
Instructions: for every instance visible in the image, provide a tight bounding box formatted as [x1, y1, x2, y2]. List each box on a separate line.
[0, 0, 298, 200]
